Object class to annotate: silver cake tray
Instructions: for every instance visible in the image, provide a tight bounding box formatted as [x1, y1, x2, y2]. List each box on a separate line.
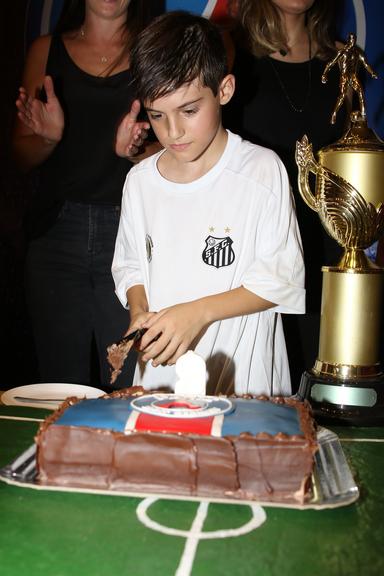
[0, 427, 359, 509]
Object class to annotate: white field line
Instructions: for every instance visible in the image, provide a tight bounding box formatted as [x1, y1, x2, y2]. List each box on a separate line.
[339, 437, 384, 443]
[0, 415, 44, 422]
[137, 497, 266, 576]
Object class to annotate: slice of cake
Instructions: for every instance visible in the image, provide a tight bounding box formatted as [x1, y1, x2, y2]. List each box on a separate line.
[35, 387, 318, 504]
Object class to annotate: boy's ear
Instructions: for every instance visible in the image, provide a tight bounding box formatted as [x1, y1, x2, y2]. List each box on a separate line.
[219, 74, 235, 105]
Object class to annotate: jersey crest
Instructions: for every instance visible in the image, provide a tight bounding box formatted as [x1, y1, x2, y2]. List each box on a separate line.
[202, 236, 235, 268]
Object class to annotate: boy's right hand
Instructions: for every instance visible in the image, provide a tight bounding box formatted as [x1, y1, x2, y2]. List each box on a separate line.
[16, 75, 64, 144]
[137, 301, 208, 367]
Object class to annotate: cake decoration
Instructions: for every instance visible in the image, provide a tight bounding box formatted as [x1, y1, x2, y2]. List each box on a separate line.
[107, 328, 145, 384]
[174, 351, 207, 397]
[35, 387, 318, 504]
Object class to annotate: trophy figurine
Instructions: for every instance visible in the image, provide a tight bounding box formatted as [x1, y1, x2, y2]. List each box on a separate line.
[295, 33, 384, 424]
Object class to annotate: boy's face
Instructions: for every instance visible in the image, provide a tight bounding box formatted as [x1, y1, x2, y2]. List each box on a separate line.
[144, 77, 234, 168]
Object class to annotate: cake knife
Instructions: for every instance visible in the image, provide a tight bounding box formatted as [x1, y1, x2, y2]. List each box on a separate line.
[114, 327, 147, 348]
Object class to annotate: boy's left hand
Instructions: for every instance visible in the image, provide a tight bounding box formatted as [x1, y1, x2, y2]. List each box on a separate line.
[138, 301, 207, 367]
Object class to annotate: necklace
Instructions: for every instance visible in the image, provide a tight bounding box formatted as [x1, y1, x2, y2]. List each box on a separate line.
[268, 38, 312, 113]
[80, 28, 109, 64]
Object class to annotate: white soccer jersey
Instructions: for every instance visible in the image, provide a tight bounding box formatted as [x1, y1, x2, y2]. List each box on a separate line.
[112, 131, 305, 395]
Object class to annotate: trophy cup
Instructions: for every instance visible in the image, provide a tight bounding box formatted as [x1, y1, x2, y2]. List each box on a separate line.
[295, 33, 384, 425]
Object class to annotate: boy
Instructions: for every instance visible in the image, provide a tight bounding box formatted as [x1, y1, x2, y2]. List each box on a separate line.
[112, 11, 305, 396]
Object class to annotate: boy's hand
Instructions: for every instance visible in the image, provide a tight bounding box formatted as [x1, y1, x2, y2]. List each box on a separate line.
[115, 99, 150, 158]
[138, 301, 208, 367]
[126, 311, 156, 336]
[16, 76, 64, 143]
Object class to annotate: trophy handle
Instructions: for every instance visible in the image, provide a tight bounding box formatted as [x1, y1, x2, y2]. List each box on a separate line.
[295, 135, 320, 212]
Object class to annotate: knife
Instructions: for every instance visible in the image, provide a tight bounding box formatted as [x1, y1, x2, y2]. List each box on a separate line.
[114, 328, 147, 348]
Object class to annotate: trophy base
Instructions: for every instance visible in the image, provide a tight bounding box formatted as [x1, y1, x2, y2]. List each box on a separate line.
[297, 370, 384, 426]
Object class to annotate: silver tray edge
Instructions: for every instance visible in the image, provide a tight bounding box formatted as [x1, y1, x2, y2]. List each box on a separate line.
[0, 426, 359, 510]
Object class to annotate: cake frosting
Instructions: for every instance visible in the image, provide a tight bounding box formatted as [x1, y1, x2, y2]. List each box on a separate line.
[35, 387, 318, 504]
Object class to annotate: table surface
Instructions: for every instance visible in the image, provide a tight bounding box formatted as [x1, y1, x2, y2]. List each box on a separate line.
[0, 403, 383, 576]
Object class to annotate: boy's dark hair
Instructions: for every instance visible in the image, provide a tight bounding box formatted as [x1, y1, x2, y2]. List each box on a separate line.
[130, 11, 228, 103]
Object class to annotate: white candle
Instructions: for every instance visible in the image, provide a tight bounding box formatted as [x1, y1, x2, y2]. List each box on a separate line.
[174, 351, 206, 397]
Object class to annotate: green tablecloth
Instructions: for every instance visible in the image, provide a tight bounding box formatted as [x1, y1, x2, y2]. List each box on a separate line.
[0, 405, 383, 576]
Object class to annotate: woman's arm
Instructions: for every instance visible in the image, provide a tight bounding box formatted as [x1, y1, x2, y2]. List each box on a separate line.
[12, 36, 65, 172]
[115, 99, 162, 162]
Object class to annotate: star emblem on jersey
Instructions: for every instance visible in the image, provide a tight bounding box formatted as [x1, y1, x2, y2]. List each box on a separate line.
[202, 236, 235, 268]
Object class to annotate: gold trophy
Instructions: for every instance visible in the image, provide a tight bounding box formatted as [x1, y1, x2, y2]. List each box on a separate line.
[295, 33, 384, 424]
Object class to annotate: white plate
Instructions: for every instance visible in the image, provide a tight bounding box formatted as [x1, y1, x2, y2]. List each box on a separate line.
[1, 383, 105, 410]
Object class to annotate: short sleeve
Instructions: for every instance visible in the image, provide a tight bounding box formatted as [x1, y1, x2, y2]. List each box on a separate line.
[241, 155, 305, 314]
[112, 172, 144, 308]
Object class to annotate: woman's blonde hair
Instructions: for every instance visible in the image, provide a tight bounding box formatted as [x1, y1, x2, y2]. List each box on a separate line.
[233, 0, 339, 60]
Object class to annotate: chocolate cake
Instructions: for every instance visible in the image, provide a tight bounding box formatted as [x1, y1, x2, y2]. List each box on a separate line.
[35, 387, 318, 504]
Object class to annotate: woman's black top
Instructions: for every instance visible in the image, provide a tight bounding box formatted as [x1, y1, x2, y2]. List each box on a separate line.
[30, 34, 134, 236]
[224, 50, 347, 311]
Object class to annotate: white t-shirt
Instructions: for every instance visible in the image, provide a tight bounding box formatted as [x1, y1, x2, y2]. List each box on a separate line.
[112, 131, 305, 395]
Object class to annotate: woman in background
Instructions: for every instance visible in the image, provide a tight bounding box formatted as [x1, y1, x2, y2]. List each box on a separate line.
[12, 0, 162, 388]
[225, 0, 348, 391]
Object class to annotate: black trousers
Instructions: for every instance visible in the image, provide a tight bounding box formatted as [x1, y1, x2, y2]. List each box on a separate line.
[26, 201, 136, 388]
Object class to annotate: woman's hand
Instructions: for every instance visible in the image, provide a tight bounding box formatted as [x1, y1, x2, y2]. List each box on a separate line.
[138, 301, 208, 367]
[115, 99, 150, 158]
[16, 75, 64, 144]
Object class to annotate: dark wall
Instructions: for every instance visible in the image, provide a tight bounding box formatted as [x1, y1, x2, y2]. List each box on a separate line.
[2, 2, 28, 171]
[1, 2, 38, 388]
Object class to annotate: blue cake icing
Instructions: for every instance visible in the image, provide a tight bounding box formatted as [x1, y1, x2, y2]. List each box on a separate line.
[55, 396, 302, 437]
